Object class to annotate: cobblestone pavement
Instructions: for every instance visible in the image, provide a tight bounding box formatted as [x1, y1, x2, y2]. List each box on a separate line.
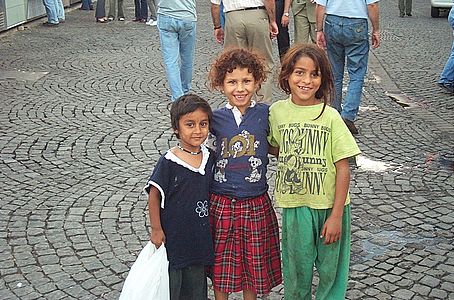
[0, 0, 453, 299]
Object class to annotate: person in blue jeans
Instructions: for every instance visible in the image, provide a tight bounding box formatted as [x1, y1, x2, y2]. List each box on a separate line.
[315, 0, 380, 135]
[438, 8, 454, 94]
[80, 0, 93, 10]
[42, 0, 64, 26]
[157, 0, 197, 101]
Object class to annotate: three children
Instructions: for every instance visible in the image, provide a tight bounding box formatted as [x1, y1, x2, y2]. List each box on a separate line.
[142, 43, 359, 300]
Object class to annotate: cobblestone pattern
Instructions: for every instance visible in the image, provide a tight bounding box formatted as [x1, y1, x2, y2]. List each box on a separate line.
[0, 0, 453, 299]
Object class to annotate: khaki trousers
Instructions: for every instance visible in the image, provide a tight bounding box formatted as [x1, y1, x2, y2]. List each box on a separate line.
[224, 9, 275, 103]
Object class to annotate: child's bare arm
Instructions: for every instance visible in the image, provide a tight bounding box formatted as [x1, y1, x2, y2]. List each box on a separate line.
[268, 144, 279, 157]
[321, 158, 350, 244]
[148, 187, 166, 248]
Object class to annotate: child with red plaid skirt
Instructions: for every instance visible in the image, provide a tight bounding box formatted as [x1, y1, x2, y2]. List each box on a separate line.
[207, 48, 282, 300]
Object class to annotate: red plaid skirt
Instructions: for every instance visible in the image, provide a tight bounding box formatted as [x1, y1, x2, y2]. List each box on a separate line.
[209, 193, 282, 294]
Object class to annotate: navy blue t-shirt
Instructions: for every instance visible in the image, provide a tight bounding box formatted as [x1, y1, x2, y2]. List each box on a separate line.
[210, 103, 270, 198]
[144, 146, 215, 269]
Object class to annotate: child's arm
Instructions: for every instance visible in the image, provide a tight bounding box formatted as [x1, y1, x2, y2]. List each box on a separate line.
[321, 158, 350, 245]
[148, 186, 166, 248]
[268, 144, 279, 157]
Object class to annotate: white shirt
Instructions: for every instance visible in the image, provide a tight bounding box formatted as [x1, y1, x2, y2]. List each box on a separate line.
[211, 0, 265, 13]
[226, 100, 256, 127]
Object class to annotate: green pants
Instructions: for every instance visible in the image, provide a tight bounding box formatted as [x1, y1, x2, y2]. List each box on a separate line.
[282, 205, 351, 300]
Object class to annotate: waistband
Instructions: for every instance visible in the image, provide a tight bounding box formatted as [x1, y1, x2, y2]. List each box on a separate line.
[326, 14, 367, 21]
[227, 6, 266, 13]
[210, 192, 269, 203]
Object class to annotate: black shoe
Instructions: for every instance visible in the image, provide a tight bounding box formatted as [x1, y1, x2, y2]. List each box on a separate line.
[406, 13, 412, 16]
[343, 118, 359, 135]
[43, 22, 59, 27]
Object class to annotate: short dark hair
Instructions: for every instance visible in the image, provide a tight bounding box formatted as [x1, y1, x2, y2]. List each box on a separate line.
[170, 94, 213, 138]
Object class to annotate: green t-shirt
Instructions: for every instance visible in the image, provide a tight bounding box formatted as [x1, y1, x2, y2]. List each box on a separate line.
[268, 99, 361, 209]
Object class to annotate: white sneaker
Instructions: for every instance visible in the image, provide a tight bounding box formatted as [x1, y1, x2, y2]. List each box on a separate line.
[146, 19, 157, 26]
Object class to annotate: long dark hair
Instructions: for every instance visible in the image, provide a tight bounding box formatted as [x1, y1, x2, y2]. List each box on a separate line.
[278, 43, 335, 120]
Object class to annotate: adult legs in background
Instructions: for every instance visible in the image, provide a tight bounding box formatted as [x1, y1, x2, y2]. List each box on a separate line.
[438, 9, 454, 93]
[55, 0, 65, 21]
[147, 0, 157, 21]
[42, 0, 59, 24]
[158, 15, 196, 101]
[80, 0, 93, 10]
[134, 0, 148, 21]
[325, 15, 369, 123]
[224, 10, 274, 102]
[275, 0, 290, 60]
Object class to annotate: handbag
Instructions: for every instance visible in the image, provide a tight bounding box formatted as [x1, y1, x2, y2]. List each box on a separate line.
[119, 242, 170, 300]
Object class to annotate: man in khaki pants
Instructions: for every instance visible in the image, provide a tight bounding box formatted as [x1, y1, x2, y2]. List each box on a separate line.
[284, 0, 316, 43]
[210, 0, 278, 103]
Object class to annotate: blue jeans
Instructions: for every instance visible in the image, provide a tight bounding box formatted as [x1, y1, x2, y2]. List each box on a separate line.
[134, 0, 147, 20]
[438, 9, 454, 86]
[55, 0, 65, 21]
[81, 0, 93, 10]
[324, 15, 369, 121]
[157, 14, 196, 101]
[42, 0, 59, 24]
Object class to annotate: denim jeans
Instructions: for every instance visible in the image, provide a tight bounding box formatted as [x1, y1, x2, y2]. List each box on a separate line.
[42, 0, 59, 24]
[55, 0, 65, 21]
[324, 15, 369, 121]
[134, 0, 147, 20]
[438, 9, 454, 86]
[157, 14, 196, 101]
[81, 0, 93, 10]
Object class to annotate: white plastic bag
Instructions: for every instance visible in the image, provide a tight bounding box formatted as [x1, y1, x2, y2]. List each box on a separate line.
[119, 242, 170, 300]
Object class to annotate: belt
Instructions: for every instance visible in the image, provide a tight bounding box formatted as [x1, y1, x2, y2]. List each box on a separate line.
[227, 6, 266, 13]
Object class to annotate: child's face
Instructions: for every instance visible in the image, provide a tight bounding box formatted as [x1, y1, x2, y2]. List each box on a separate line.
[175, 108, 210, 152]
[222, 67, 258, 114]
[288, 56, 321, 106]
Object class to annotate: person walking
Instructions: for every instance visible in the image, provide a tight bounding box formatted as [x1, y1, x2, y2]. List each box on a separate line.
[133, 0, 148, 22]
[146, 0, 157, 26]
[438, 8, 454, 94]
[42, 0, 59, 26]
[157, 0, 197, 101]
[108, 0, 125, 21]
[287, 0, 317, 43]
[95, 0, 108, 23]
[80, 0, 93, 10]
[210, 0, 279, 103]
[276, 0, 291, 60]
[398, 0, 412, 17]
[315, 0, 380, 134]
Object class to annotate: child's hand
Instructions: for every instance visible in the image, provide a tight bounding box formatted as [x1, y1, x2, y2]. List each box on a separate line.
[150, 228, 166, 248]
[320, 215, 342, 245]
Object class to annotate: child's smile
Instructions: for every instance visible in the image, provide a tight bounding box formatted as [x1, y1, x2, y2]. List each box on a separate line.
[288, 56, 322, 106]
[223, 67, 258, 114]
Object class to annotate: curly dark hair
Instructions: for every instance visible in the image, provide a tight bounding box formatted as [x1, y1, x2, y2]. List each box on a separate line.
[208, 47, 268, 94]
[278, 43, 335, 120]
